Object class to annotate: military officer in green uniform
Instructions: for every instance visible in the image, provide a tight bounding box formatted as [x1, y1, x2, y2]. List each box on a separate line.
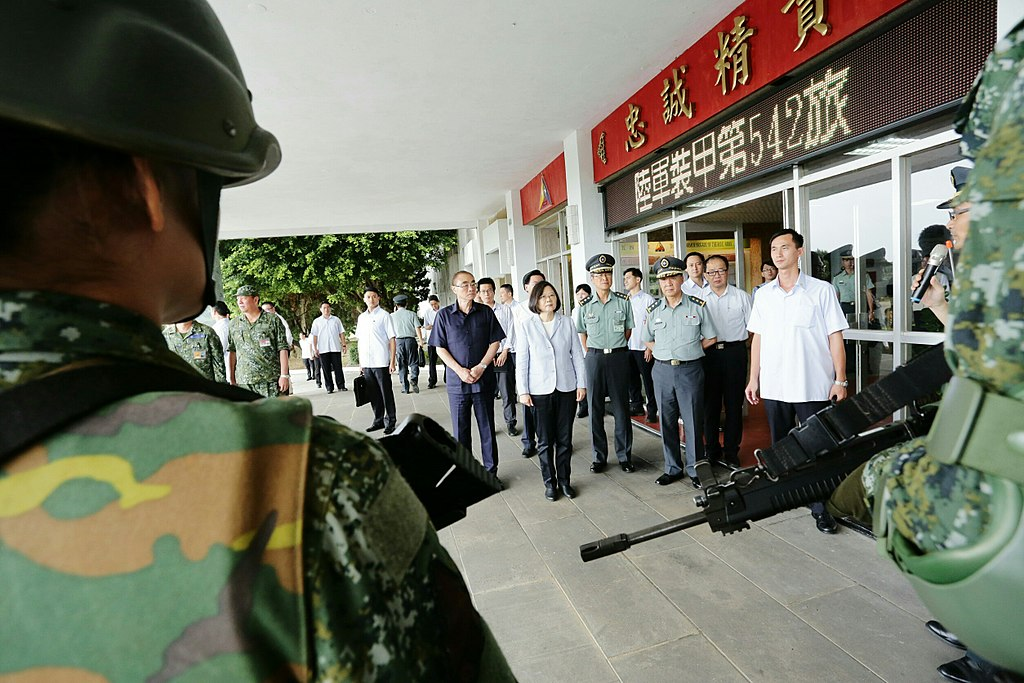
[575, 253, 636, 473]
[227, 284, 291, 397]
[642, 256, 718, 487]
[391, 293, 423, 394]
[163, 318, 226, 382]
[0, 4, 515, 680]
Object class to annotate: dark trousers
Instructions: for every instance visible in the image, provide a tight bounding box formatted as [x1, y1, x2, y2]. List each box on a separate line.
[320, 351, 346, 391]
[364, 367, 396, 427]
[495, 356, 517, 428]
[450, 390, 498, 473]
[765, 398, 831, 515]
[703, 343, 746, 464]
[652, 360, 704, 476]
[426, 345, 439, 386]
[302, 357, 316, 380]
[310, 356, 322, 385]
[584, 350, 633, 463]
[522, 402, 536, 450]
[396, 338, 420, 390]
[627, 349, 657, 416]
[533, 391, 575, 487]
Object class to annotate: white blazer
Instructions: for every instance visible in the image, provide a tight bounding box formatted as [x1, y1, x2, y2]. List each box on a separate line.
[515, 313, 586, 396]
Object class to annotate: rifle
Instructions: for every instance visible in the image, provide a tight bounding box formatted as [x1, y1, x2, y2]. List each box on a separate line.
[580, 409, 935, 562]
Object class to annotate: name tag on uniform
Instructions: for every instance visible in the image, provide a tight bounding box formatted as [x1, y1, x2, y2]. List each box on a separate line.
[259, 338, 272, 347]
[188, 332, 206, 340]
[613, 323, 624, 332]
[193, 350, 207, 359]
[683, 315, 700, 325]
[585, 312, 599, 323]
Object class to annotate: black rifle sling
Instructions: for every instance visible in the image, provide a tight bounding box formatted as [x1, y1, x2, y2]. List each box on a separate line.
[759, 342, 953, 477]
[0, 362, 261, 466]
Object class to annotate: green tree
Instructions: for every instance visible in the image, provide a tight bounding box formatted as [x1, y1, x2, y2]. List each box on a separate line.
[220, 231, 456, 332]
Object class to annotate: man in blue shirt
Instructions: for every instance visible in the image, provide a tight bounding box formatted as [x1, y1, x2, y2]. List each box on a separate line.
[429, 270, 506, 477]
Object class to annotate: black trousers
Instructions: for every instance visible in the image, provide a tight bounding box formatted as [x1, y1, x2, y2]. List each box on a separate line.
[533, 391, 575, 487]
[703, 343, 747, 464]
[584, 349, 632, 463]
[364, 367, 396, 427]
[765, 398, 831, 515]
[627, 349, 657, 416]
[494, 356, 517, 428]
[320, 351, 346, 391]
[426, 345, 439, 386]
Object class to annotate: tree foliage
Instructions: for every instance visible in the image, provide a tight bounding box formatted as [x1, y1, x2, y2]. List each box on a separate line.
[219, 231, 456, 332]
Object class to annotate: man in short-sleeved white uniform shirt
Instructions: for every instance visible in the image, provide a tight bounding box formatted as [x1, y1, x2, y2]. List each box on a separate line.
[356, 288, 397, 434]
[745, 229, 848, 534]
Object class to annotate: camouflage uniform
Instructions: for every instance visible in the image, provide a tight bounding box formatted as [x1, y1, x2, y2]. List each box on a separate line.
[227, 309, 290, 397]
[0, 290, 515, 681]
[869, 20, 1024, 554]
[163, 320, 226, 382]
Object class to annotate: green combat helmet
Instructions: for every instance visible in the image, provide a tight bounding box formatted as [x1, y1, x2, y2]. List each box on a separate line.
[0, 0, 280, 313]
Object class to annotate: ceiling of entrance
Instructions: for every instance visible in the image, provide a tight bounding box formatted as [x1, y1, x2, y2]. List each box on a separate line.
[208, 1, 741, 239]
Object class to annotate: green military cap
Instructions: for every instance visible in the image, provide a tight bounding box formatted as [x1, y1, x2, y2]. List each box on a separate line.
[654, 256, 686, 278]
[235, 285, 259, 297]
[394, 294, 409, 304]
[936, 166, 971, 209]
[586, 253, 615, 273]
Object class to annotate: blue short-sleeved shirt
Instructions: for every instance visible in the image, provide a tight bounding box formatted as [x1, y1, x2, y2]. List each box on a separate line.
[428, 302, 505, 394]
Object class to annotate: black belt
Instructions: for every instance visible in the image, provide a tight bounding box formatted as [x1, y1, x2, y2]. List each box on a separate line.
[709, 340, 745, 350]
[655, 358, 700, 366]
[588, 347, 627, 355]
[397, 337, 416, 340]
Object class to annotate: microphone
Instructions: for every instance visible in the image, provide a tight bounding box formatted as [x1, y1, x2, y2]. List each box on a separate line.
[910, 243, 949, 303]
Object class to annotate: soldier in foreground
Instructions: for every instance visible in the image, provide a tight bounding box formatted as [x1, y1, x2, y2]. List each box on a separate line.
[0, 2, 514, 680]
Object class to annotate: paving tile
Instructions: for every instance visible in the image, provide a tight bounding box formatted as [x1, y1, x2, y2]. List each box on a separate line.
[611, 635, 747, 683]
[793, 585, 953, 681]
[633, 545, 880, 682]
[512, 645, 619, 683]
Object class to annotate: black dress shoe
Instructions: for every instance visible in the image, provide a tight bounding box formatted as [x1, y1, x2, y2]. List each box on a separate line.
[522, 445, 537, 458]
[926, 620, 967, 650]
[412, 384, 419, 393]
[576, 409, 588, 418]
[690, 476, 702, 489]
[383, 424, 395, 435]
[937, 655, 997, 683]
[367, 423, 384, 432]
[630, 405, 645, 416]
[507, 425, 521, 437]
[646, 413, 658, 423]
[561, 484, 576, 499]
[620, 461, 636, 473]
[655, 472, 685, 485]
[813, 510, 838, 534]
[544, 486, 558, 501]
[400, 388, 408, 394]
[340, 387, 348, 392]
[327, 389, 335, 394]
[427, 383, 437, 389]
[590, 462, 606, 473]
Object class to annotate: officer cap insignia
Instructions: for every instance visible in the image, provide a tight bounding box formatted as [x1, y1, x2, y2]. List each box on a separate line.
[586, 253, 615, 273]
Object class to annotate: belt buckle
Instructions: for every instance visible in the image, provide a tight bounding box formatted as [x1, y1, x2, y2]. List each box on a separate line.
[603, 348, 612, 355]
[715, 342, 725, 350]
[670, 359, 682, 366]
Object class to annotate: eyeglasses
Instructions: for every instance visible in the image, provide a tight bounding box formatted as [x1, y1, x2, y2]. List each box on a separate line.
[453, 281, 477, 290]
[706, 269, 727, 276]
[948, 207, 969, 220]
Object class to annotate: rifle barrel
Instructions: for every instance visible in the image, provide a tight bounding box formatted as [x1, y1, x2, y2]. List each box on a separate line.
[580, 512, 707, 562]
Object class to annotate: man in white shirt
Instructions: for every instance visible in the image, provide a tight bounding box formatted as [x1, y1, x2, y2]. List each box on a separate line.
[356, 287, 397, 434]
[498, 283, 518, 308]
[745, 229, 849, 534]
[702, 255, 752, 469]
[422, 295, 441, 389]
[511, 269, 545, 457]
[478, 277, 519, 436]
[261, 301, 294, 347]
[211, 300, 231, 374]
[310, 301, 348, 393]
[624, 267, 658, 422]
[681, 252, 711, 298]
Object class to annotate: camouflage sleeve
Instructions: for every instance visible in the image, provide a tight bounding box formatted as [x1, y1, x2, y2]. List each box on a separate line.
[210, 331, 225, 383]
[303, 418, 516, 682]
[273, 316, 289, 352]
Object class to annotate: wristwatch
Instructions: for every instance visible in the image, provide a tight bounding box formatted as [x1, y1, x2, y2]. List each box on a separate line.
[833, 379, 849, 387]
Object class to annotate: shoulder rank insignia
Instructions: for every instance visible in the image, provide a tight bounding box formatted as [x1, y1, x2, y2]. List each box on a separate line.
[613, 291, 630, 300]
[578, 295, 593, 306]
[646, 299, 661, 314]
[687, 295, 707, 307]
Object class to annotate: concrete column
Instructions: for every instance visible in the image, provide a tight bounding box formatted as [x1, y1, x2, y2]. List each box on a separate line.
[564, 128, 608, 289]
[506, 189, 537, 293]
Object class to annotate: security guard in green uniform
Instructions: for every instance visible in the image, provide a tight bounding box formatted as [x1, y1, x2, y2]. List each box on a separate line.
[227, 284, 291, 397]
[642, 256, 717, 487]
[575, 253, 636, 472]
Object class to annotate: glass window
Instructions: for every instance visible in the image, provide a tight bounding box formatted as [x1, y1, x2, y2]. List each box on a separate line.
[908, 144, 962, 333]
[807, 164, 892, 331]
[644, 226, 675, 297]
[535, 212, 563, 260]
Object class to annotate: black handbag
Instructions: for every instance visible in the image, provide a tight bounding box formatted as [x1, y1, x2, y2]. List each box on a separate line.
[353, 374, 371, 406]
[417, 346, 426, 367]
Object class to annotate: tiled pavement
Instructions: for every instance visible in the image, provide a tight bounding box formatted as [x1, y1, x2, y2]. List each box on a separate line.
[295, 370, 952, 683]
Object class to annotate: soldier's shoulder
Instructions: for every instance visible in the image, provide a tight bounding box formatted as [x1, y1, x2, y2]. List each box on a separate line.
[687, 295, 707, 307]
[614, 291, 630, 301]
[646, 299, 662, 314]
[578, 295, 593, 306]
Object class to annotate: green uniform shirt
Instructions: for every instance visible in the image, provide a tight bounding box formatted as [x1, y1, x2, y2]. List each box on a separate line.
[641, 296, 717, 361]
[390, 307, 420, 339]
[574, 290, 634, 349]
[0, 290, 515, 681]
[831, 271, 872, 304]
[227, 310, 289, 384]
[163, 320, 225, 382]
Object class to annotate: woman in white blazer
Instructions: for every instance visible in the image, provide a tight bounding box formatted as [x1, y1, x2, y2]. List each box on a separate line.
[516, 281, 587, 501]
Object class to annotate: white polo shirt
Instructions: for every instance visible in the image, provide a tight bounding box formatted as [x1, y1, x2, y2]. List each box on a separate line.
[310, 314, 346, 353]
[627, 289, 656, 351]
[682, 277, 711, 298]
[355, 307, 395, 368]
[704, 284, 752, 343]
[747, 272, 848, 402]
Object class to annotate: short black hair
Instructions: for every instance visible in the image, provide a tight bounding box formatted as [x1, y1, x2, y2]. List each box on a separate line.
[624, 267, 643, 279]
[321, 301, 331, 307]
[761, 261, 776, 270]
[213, 301, 229, 317]
[528, 280, 560, 314]
[477, 277, 496, 290]
[684, 251, 705, 266]
[428, 294, 440, 302]
[364, 286, 381, 295]
[522, 269, 544, 288]
[705, 254, 728, 270]
[769, 228, 803, 249]
[262, 301, 276, 309]
[575, 283, 591, 295]
[499, 284, 514, 296]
